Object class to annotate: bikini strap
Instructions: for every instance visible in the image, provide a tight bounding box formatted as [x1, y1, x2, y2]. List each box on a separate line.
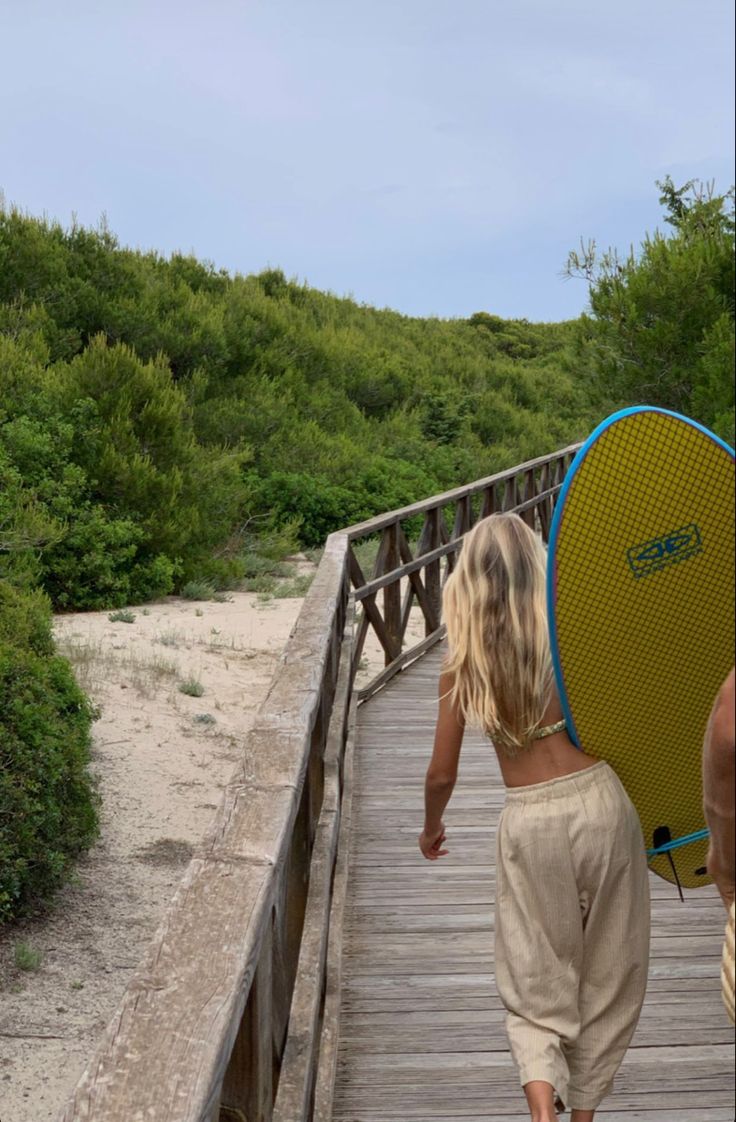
[532, 717, 567, 740]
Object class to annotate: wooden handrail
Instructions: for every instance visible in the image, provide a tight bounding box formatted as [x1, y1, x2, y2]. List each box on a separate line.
[58, 441, 580, 1122]
[341, 443, 580, 539]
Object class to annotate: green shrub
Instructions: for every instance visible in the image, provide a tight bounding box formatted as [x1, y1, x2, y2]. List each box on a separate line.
[181, 579, 217, 600]
[178, 677, 205, 697]
[248, 471, 359, 548]
[239, 553, 292, 579]
[14, 941, 42, 971]
[0, 582, 55, 657]
[567, 178, 735, 435]
[0, 584, 98, 923]
[243, 575, 278, 594]
[274, 574, 314, 598]
[108, 608, 136, 623]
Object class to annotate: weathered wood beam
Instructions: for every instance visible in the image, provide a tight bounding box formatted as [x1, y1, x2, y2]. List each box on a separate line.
[343, 444, 580, 539]
[312, 695, 358, 1122]
[347, 547, 399, 662]
[397, 526, 440, 635]
[356, 626, 447, 702]
[382, 524, 402, 667]
[352, 540, 459, 602]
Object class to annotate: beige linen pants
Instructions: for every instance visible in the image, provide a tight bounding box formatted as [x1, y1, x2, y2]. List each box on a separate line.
[494, 761, 650, 1112]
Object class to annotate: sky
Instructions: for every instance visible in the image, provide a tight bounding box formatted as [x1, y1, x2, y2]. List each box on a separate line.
[1, 0, 734, 322]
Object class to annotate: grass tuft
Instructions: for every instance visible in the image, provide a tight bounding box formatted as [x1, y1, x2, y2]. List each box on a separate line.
[15, 941, 42, 971]
[181, 580, 217, 601]
[156, 630, 182, 648]
[243, 575, 278, 595]
[274, 574, 314, 598]
[108, 609, 136, 624]
[178, 677, 205, 697]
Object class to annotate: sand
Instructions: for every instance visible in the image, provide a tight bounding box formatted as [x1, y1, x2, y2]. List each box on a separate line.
[0, 576, 314, 1122]
[0, 562, 430, 1122]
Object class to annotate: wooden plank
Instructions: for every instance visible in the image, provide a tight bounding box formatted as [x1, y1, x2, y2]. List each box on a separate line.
[59, 858, 272, 1122]
[423, 508, 442, 633]
[219, 922, 274, 1122]
[333, 1108, 734, 1121]
[356, 626, 446, 702]
[271, 621, 353, 1121]
[352, 539, 460, 601]
[348, 546, 399, 662]
[331, 642, 735, 1121]
[398, 525, 440, 633]
[271, 800, 339, 1119]
[342, 445, 581, 540]
[382, 524, 401, 667]
[313, 695, 359, 1122]
[512, 480, 562, 517]
[60, 534, 353, 1121]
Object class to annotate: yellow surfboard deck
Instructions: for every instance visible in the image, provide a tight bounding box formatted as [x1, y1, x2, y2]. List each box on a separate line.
[548, 408, 734, 888]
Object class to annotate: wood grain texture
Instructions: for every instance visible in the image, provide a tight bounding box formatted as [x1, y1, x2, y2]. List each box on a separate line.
[331, 644, 735, 1122]
[342, 445, 581, 540]
[313, 696, 359, 1122]
[58, 536, 352, 1122]
[272, 623, 354, 1121]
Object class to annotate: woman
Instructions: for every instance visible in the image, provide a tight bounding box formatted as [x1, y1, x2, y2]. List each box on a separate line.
[418, 512, 650, 1122]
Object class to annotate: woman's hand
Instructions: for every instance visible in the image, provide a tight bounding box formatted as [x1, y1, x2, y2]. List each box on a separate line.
[419, 821, 448, 860]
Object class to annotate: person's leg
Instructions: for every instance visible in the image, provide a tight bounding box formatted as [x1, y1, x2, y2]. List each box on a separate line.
[523, 1079, 557, 1122]
[495, 799, 585, 1115]
[565, 770, 651, 1113]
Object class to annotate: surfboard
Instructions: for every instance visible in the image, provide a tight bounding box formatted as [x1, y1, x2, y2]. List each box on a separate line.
[548, 407, 735, 889]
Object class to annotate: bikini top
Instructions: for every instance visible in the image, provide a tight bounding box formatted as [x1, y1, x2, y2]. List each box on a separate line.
[531, 717, 567, 740]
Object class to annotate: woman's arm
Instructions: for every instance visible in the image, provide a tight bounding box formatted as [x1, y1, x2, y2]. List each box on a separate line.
[419, 670, 465, 860]
[703, 668, 735, 909]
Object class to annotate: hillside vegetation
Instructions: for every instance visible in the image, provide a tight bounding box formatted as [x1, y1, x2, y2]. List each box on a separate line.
[0, 212, 591, 608]
[0, 178, 732, 921]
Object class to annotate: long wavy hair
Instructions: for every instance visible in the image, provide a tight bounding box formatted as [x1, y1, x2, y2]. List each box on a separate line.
[442, 512, 553, 755]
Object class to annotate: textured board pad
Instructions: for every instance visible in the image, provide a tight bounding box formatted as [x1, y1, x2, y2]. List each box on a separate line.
[549, 408, 735, 888]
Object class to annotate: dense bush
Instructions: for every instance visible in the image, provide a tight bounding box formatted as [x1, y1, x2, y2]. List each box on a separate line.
[0, 581, 98, 923]
[0, 204, 593, 609]
[567, 178, 735, 444]
[0, 182, 733, 922]
[3, 184, 733, 610]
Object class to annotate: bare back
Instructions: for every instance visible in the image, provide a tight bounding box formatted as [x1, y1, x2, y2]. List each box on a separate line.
[495, 688, 599, 788]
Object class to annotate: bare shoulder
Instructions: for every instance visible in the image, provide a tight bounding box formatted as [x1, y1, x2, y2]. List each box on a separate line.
[438, 668, 456, 699]
[712, 669, 735, 743]
[704, 668, 735, 778]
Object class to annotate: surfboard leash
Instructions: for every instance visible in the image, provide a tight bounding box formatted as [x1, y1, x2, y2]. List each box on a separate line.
[650, 825, 685, 901]
[648, 826, 711, 902]
[646, 826, 710, 857]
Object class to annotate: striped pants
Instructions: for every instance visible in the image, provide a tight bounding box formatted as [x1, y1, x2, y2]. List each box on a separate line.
[494, 761, 650, 1112]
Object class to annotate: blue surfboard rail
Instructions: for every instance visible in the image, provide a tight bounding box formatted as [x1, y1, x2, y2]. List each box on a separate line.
[546, 406, 734, 858]
[646, 827, 710, 859]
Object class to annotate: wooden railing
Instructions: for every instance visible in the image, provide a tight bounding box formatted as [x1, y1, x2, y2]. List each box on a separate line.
[59, 442, 580, 1122]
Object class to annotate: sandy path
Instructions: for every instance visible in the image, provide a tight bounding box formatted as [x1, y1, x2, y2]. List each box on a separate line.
[0, 566, 431, 1122]
[0, 583, 312, 1122]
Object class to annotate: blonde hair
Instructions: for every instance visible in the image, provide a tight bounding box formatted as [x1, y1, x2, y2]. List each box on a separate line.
[442, 512, 553, 755]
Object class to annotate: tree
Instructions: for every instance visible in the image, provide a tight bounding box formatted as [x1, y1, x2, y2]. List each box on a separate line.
[566, 179, 735, 443]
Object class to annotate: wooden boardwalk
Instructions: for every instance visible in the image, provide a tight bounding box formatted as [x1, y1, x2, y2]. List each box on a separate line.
[332, 645, 735, 1121]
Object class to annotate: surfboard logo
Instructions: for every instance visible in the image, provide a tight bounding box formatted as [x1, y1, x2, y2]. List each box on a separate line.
[627, 524, 702, 578]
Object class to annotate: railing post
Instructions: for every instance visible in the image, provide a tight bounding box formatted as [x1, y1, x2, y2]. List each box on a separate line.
[453, 494, 472, 538]
[220, 924, 274, 1122]
[521, 467, 536, 528]
[538, 462, 552, 540]
[424, 508, 442, 631]
[382, 524, 401, 667]
[480, 483, 498, 519]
